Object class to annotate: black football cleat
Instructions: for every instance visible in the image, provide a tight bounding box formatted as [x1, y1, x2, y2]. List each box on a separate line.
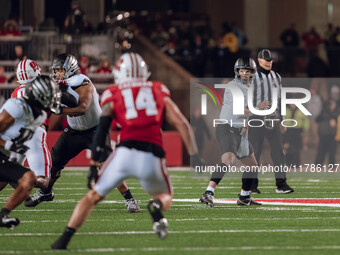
[276, 184, 294, 194]
[51, 234, 71, 250]
[237, 195, 262, 206]
[199, 191, 214, 207]
[250, 188, 261, 194]
[0, 215, 20, 229]
[24, 190, 54, 207]
[126, 198, 141, 213]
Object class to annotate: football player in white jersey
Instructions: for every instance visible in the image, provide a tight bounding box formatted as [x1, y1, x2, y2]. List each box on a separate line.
[9, 60, 78, 192]
[26, 54, 140, 213]
[51, 52, 203, 249]
[0, 76, 61, 229]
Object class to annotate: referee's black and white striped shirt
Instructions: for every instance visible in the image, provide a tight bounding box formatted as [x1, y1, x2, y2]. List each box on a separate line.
[251, 66, 282, 110]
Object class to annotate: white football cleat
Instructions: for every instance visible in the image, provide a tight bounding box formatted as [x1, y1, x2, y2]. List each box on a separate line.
[153, 218, 168, 240]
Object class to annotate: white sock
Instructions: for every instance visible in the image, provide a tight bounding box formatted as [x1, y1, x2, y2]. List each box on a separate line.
[206, 186, 215, 193]
[240, 190, 250, 196]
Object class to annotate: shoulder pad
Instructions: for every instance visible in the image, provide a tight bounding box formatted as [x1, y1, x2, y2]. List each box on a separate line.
[66, 74, 92, 88]
[82, 78, 90, 86]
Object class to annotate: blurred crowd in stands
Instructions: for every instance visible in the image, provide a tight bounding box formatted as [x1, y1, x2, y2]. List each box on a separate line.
[142, 14, 340, 79]
[147, 19, 248, 77]
[1, 4, 340, 164]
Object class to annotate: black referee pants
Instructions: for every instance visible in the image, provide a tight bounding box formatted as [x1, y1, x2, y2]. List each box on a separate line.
[248, 123, 287, 188]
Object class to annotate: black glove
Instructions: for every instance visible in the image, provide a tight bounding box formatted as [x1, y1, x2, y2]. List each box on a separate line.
[58, 81, 68, 92]
[190, 154, 205, 168]
[5, 140, 29, 154]
[87, 165, 99, 189]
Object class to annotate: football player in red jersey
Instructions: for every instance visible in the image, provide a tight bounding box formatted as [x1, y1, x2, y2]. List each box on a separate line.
[25, 54, 140, 213]
[51, 52, 202, 249]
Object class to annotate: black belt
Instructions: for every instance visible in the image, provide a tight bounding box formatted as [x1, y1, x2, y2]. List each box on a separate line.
[117, 140, 165, 158]
[66, 125, 98, 134]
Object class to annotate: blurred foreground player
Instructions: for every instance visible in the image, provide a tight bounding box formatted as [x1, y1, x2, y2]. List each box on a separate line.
[11, 60, 77, 189]
[0, 76, 61, 228]
[25, 54, 140, 213]
[51, 52, 201, 249]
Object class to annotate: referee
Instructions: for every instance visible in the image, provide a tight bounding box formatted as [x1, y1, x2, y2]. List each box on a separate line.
[248, 49, 294, 194]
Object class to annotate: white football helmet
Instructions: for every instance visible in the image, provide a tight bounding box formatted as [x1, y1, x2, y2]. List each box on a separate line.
[16, 59, 41, 84]
[112, 52, 151, 84]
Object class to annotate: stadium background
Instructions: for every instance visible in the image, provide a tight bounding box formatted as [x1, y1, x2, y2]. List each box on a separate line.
[0, 0, 339, 166]
[1, 1, 340, 254]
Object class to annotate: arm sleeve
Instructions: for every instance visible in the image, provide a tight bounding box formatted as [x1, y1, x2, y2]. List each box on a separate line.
[92, 116, 113, 161]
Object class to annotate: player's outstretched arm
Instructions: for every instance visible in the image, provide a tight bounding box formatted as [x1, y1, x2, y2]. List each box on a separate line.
[62, 82, 93, 116]
[164, 97, 198, 156]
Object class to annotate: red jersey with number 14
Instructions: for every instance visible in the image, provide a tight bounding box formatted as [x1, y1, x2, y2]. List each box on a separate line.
[101, 81, 170, 148]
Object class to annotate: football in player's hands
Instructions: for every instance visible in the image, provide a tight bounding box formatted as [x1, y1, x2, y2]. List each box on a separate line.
[87, 165, 99, 189]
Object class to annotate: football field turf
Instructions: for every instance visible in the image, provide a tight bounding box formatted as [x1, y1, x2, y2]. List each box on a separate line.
[1, 169, 340, 255]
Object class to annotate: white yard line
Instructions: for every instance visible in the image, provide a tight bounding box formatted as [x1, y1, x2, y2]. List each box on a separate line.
[174, 198, 340, 208]
[2, 229, 340, 237]
[1, 246, 340, 254]
[20, 216, 340, 224]
[10, 206, 340, 212]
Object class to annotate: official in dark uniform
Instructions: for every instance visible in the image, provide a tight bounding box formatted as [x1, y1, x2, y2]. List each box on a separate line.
[248, 49, 294, 194]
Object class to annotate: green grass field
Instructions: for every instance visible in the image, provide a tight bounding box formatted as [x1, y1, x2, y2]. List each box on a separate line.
[1, 169, 340, 255]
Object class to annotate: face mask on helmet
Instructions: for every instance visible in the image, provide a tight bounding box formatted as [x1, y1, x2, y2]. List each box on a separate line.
[50, 90, 62, 114]
[16, 59, 41, 84]
[51, 54, 80, 81]
[234, 57, 257, 84]
[24, 76, 61, 112]
[112, 52, 151, 84]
